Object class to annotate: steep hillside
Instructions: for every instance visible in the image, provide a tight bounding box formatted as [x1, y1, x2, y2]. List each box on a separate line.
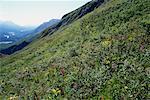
[0, 0, 105, 55]
[41, 0, 105, 37]
[0, 0, 149, 99]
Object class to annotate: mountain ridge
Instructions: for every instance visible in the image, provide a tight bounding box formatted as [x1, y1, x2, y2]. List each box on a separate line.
[40, 0, 106, 37]
[0, 0, 105, 55]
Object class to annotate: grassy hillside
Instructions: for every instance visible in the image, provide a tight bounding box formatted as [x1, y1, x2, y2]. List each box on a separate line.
[0, 0, 105, 55]
[40, 0, 105, 37]
[0, 0, 150, 99]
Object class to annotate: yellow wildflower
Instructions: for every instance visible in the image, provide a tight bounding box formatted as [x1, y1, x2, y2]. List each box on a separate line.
[51, 88, 61, 95]
[101, 40, 111, 47]
[51, 88, 57, 93]
[104, 59, 110, 64]
[128, 36, 133, 41]
[9, 96, 18, 100]
[104, 56, 110, 64]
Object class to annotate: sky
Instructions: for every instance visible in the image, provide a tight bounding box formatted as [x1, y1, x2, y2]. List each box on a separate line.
[0, 0, 91, 26]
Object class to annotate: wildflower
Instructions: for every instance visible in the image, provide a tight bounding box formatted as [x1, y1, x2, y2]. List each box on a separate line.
[124, 86, 128, 89]
[51, 88, 61, 95]
[71, 82, 78, 90]
[140, 44, 144, 52]
[104, 60, 110, 64]
[112, 63, 117, 68]
[104, 57, 110, 65]
[128, 37, 132, 41]
[100, 96, 104, 100]
[60, 68, 65, 76]
[9, 96, 18, 100]
[128, 36, 133, 41]
[101, 40, 111, 47]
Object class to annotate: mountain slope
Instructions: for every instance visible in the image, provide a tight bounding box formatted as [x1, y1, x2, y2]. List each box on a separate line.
[0, 0, 105, 55]
[41, 0, 105, 37]
[25, 19, 60, 41]
[33, 19, 60, 35]
[0, 0, 149, 99]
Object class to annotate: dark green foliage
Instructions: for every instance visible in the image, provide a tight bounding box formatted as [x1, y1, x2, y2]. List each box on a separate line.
[69, 49, 78, 57]
[0, 41, 29, 55]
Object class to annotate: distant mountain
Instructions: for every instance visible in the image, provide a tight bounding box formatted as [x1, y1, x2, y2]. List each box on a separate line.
[33, 19, 60, 34]
[0, 21, 23, 33]
[0, 21, 35, 37]
[0, 21, 36, 41]
[0, 32, 19, 42]
[0, 21, 22, 44]
[0, 21, 36, 50]
[25, 19, 60, 41]
[0, 19, 60, 54]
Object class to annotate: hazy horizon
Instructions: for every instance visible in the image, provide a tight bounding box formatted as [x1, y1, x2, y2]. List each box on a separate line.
[0, 0, 91, 26]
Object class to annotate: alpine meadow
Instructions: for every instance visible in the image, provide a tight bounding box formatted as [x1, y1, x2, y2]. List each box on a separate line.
[0, 0, 150, 99]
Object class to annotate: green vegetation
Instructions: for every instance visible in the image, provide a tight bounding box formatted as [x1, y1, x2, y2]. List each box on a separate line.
[0, 0, 150, 99]
[40, 0, 105, 37]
